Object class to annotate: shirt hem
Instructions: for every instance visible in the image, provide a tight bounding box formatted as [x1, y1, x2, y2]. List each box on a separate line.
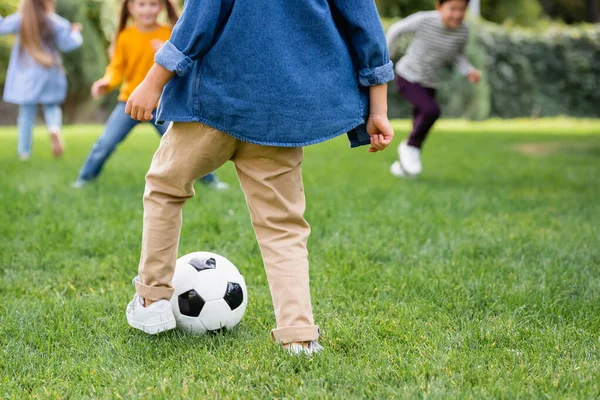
[161, 116, 365, 147]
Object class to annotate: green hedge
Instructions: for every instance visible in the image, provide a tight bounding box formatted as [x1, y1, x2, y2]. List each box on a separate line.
[387, 19, 600, 119]
[2, 8, 599, 121]
[55, 0, 108, 119]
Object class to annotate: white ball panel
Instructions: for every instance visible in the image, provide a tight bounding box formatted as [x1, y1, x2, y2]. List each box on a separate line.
[199, 299, 232, 331]
[175, 315, 207, 335]
[171, 261, 198, 296]
[192, 269, 227, 301]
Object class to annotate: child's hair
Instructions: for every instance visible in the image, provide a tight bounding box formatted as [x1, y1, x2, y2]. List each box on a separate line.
[19, 0, 57, 68]
[116, 0, 179, 36]
[439, 0, 470, 4]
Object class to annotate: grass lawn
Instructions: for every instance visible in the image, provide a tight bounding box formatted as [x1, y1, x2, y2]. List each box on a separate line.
[0, 119, 599, 399]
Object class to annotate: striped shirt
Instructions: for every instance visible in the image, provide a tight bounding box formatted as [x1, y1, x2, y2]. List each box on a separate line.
[386, 11, 473, 88]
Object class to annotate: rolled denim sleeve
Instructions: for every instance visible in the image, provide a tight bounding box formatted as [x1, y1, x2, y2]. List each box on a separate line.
[155, 0, 233, 76]
[329, 0, 394, 87]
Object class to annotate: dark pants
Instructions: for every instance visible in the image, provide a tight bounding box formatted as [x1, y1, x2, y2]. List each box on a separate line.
[396, 75, 440, 149]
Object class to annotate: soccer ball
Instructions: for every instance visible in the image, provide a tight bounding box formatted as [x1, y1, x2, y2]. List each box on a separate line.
[170, 252, 248, 334]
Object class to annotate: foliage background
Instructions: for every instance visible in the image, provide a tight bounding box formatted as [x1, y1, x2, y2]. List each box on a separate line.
[0, 0, 599, 122]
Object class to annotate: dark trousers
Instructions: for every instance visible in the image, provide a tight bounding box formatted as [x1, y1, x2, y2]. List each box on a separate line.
[396, 75, 440, 149]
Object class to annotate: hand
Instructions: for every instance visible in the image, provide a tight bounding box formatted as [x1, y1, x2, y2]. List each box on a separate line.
[125, 79, 162, 121]
[91, 78, 109, 98]
[366, 114, 394, 153]
[467, 69, 481, 84]
[71, 23, 83, 32]
[151, 39, 165, 52]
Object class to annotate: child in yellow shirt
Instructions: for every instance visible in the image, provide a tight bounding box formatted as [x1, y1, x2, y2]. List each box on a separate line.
[73, 0, 226, 189]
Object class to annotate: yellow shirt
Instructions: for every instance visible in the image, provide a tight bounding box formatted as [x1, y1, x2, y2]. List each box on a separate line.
[104, 25, 172, 102]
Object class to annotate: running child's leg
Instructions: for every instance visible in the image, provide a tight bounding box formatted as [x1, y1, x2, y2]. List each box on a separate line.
[76, 102, 139, 182]
[17, 104, 37, 159]
[42, 104, 64, 157]
[135, 122, 238, 302]
[396, 76, 440, 149]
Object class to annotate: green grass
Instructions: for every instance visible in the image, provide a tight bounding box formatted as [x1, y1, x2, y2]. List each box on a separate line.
[1, 119, 599, 399]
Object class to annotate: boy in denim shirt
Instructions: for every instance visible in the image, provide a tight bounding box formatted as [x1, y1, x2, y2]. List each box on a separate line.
[125, 0, 395, 354]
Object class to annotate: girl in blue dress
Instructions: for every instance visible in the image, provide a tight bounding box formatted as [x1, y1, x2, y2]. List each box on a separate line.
[0, 0, 82, 160]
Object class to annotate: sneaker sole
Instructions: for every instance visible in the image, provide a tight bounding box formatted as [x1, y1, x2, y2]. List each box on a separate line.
[127, 316, 176, 335]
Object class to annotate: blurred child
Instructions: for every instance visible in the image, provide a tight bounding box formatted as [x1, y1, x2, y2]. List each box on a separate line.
[0, 0, 82, 160]
[72, 0, 226, 189]
[124, 0, 395, 354]
[387, 0, 481, 177]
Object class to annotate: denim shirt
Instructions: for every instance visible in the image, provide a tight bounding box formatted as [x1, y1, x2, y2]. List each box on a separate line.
[155, 0, 394, 148]
[0, 13, 83, 105]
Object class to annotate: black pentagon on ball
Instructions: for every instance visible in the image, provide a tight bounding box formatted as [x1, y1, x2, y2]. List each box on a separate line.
[224, 282, 244, 310]
[188, 257, 217, 272]
[178, 289, 205, 317]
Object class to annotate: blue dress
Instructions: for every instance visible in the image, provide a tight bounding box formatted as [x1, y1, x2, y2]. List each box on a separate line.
[154, 0, 394, 148]
[0, 13, 83, 105]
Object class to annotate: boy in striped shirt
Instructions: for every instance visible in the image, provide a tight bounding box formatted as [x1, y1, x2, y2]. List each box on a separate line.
[387, 0, 481, 177]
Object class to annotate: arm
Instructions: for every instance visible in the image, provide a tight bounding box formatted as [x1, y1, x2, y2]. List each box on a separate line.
[50, 14, 83, 52]
[125, 64, 174, 121]
[154, 0, 233, 77]
[91, 35, 127, 98]
[0, 14, 20, 36]
[104, 34, 127, 92]
[454, 42, 480, 83]
[365, 84, 394, 153]
[328, 0, 394, 88]
[127, 0, 232, 120]
[385, 12, 424, 48]
[329, 0, 394, 152]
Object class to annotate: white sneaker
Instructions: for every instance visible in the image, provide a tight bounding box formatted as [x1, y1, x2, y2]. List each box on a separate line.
[126, 294, 176, 335]
[390, 161, 409, 178]
[209, 181, 229, 190]
[286, 341, 324, 356]
[71, 179, 87, 189]
[399, 140, 422, 175]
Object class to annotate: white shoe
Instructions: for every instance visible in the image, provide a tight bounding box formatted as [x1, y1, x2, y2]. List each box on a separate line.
[210, 181, 229, 190]
[390, 161, 410, 178]
[19, 153, 30, 161]
[286, 341, 324, 356]
[199, 179, 230, 190]
[399, 141, 422, 175]
[126, 294, 176, 335]
[71, 179, 87, 189]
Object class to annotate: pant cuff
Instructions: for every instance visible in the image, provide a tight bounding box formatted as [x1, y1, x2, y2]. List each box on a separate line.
[135, 280, 174, 302]
[270, 325, 320, 343]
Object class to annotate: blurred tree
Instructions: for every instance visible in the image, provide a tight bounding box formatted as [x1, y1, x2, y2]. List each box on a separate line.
[540, 0, 599, 23]
[55, 0, 108, 121]
[588, 0, 599, 22]
[375, 0, 435, 18]
[480, 0, 543, 26]
[377, 0, 599, 24]
[0, 0, 19, 15]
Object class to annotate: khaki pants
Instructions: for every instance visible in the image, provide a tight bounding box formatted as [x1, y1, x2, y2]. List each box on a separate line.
[135, 122, 319, 343]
